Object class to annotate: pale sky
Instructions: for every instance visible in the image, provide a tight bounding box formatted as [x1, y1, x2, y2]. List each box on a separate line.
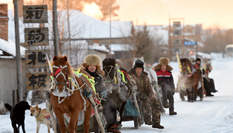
[1, 0, 233, 28]
[117, 0, 233, 28]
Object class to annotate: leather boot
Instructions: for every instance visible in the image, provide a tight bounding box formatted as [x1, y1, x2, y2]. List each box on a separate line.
[152, 123, 164, 129]
[169, 111, 177, 115]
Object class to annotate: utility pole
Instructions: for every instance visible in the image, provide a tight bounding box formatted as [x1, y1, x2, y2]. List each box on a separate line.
[53, 0, 60, 56]
[13, 0, 23, 102]
[108, 4, 112, 55]
[52, 1, 60, 132]
[168, 18, 171, 59]
[66, 0, 71, 60]
[109, 5, 112, 42]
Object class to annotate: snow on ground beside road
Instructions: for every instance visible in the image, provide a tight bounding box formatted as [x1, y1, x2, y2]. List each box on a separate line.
[0, 55, 233, 133]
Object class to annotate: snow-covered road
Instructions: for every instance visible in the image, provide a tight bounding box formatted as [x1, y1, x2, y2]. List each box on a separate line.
[0, 56, 232, 133]
[122, 57, 233, 133]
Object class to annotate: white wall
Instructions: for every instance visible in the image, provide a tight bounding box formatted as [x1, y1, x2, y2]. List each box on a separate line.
[0, 58, 26, 104]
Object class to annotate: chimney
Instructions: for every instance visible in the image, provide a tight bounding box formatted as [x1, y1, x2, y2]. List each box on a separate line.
[0, 4, 8, 41]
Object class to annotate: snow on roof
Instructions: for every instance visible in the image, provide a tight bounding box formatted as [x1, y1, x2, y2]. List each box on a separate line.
[89, 43, 109, 53]
[57, 10, 132, 39]
[8, 10, 132, 43]
[88, 43, 134, 53]
[0, 38, 26, 57]
[110, 44, 134, 51]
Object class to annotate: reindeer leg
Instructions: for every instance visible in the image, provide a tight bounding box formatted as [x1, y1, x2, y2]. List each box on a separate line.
[186, 89, 191, 102]
[192, 88, 195, 102]
[191, 89, 194, 102]
[180, 91, 185, 101]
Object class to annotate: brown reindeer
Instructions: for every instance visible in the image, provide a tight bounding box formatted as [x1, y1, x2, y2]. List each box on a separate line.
[177, 58, 203, 102]
[49, 56, 93, 133]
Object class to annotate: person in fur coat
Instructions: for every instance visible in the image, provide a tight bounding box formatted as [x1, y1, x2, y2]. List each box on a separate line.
[153, 57, 177, 115]
[129, 59, 164, 129]
[78, 54, 105, 95]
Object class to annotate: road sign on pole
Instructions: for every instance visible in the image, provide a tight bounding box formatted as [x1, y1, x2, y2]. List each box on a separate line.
[184, 40, 197, 46]
[23, 5, 48, 23]
[24, 27, 49, 46]
[23, 5, 50, 90]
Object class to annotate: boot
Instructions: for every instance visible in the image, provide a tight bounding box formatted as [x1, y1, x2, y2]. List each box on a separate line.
[152, 123, 164, 129]
[169, 104, 177, 116]
[169, 111, 177, 115]
[206, 94, 214, 97]
[212, 89, 218, 93]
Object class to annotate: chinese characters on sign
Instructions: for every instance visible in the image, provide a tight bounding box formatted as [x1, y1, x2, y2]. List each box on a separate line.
[23, 5, 48, 23]
[24, 28, 49, 46]
[26, 73, 49, 89]
[26, 50, 47, 67]
[23, 5, 49, 90]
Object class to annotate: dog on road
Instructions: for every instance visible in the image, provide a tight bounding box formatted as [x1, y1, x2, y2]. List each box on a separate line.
[5, 101, 31, 133]
[30, 105, 52, 133]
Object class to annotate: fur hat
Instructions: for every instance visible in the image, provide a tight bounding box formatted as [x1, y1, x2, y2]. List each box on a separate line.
[134, 59, 144, 69]
[84, 54, 101, 66]
[195, 58, 201, 62]
[153, 57, 173, 71]
[159, 57, 169, 66]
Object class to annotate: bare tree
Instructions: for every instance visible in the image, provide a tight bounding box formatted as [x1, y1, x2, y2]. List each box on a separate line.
[130, 24, 162, 64]
[201, 27, 233, 53]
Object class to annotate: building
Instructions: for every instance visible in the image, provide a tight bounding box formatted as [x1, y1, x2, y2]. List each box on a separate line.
[168, 19, 203, 59]
[0, 4, 27, 104]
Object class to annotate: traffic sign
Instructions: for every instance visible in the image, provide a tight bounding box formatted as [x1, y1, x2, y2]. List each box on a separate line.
[184, 41, 197, 46]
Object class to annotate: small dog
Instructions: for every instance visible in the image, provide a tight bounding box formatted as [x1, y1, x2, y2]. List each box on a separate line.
[4, 101, 31, 133]
[30, 105, 52, 133]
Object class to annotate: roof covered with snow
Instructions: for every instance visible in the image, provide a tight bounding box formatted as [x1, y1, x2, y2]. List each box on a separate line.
[8, 10, 132, 42]
[89, 43, 109, 53]
[0, 38, 26, 57]
[54, 10, 132, 39]
[89, 43, 134, 53]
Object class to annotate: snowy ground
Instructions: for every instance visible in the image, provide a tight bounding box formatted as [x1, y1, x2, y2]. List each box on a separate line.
[0, 55, 233, 133]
